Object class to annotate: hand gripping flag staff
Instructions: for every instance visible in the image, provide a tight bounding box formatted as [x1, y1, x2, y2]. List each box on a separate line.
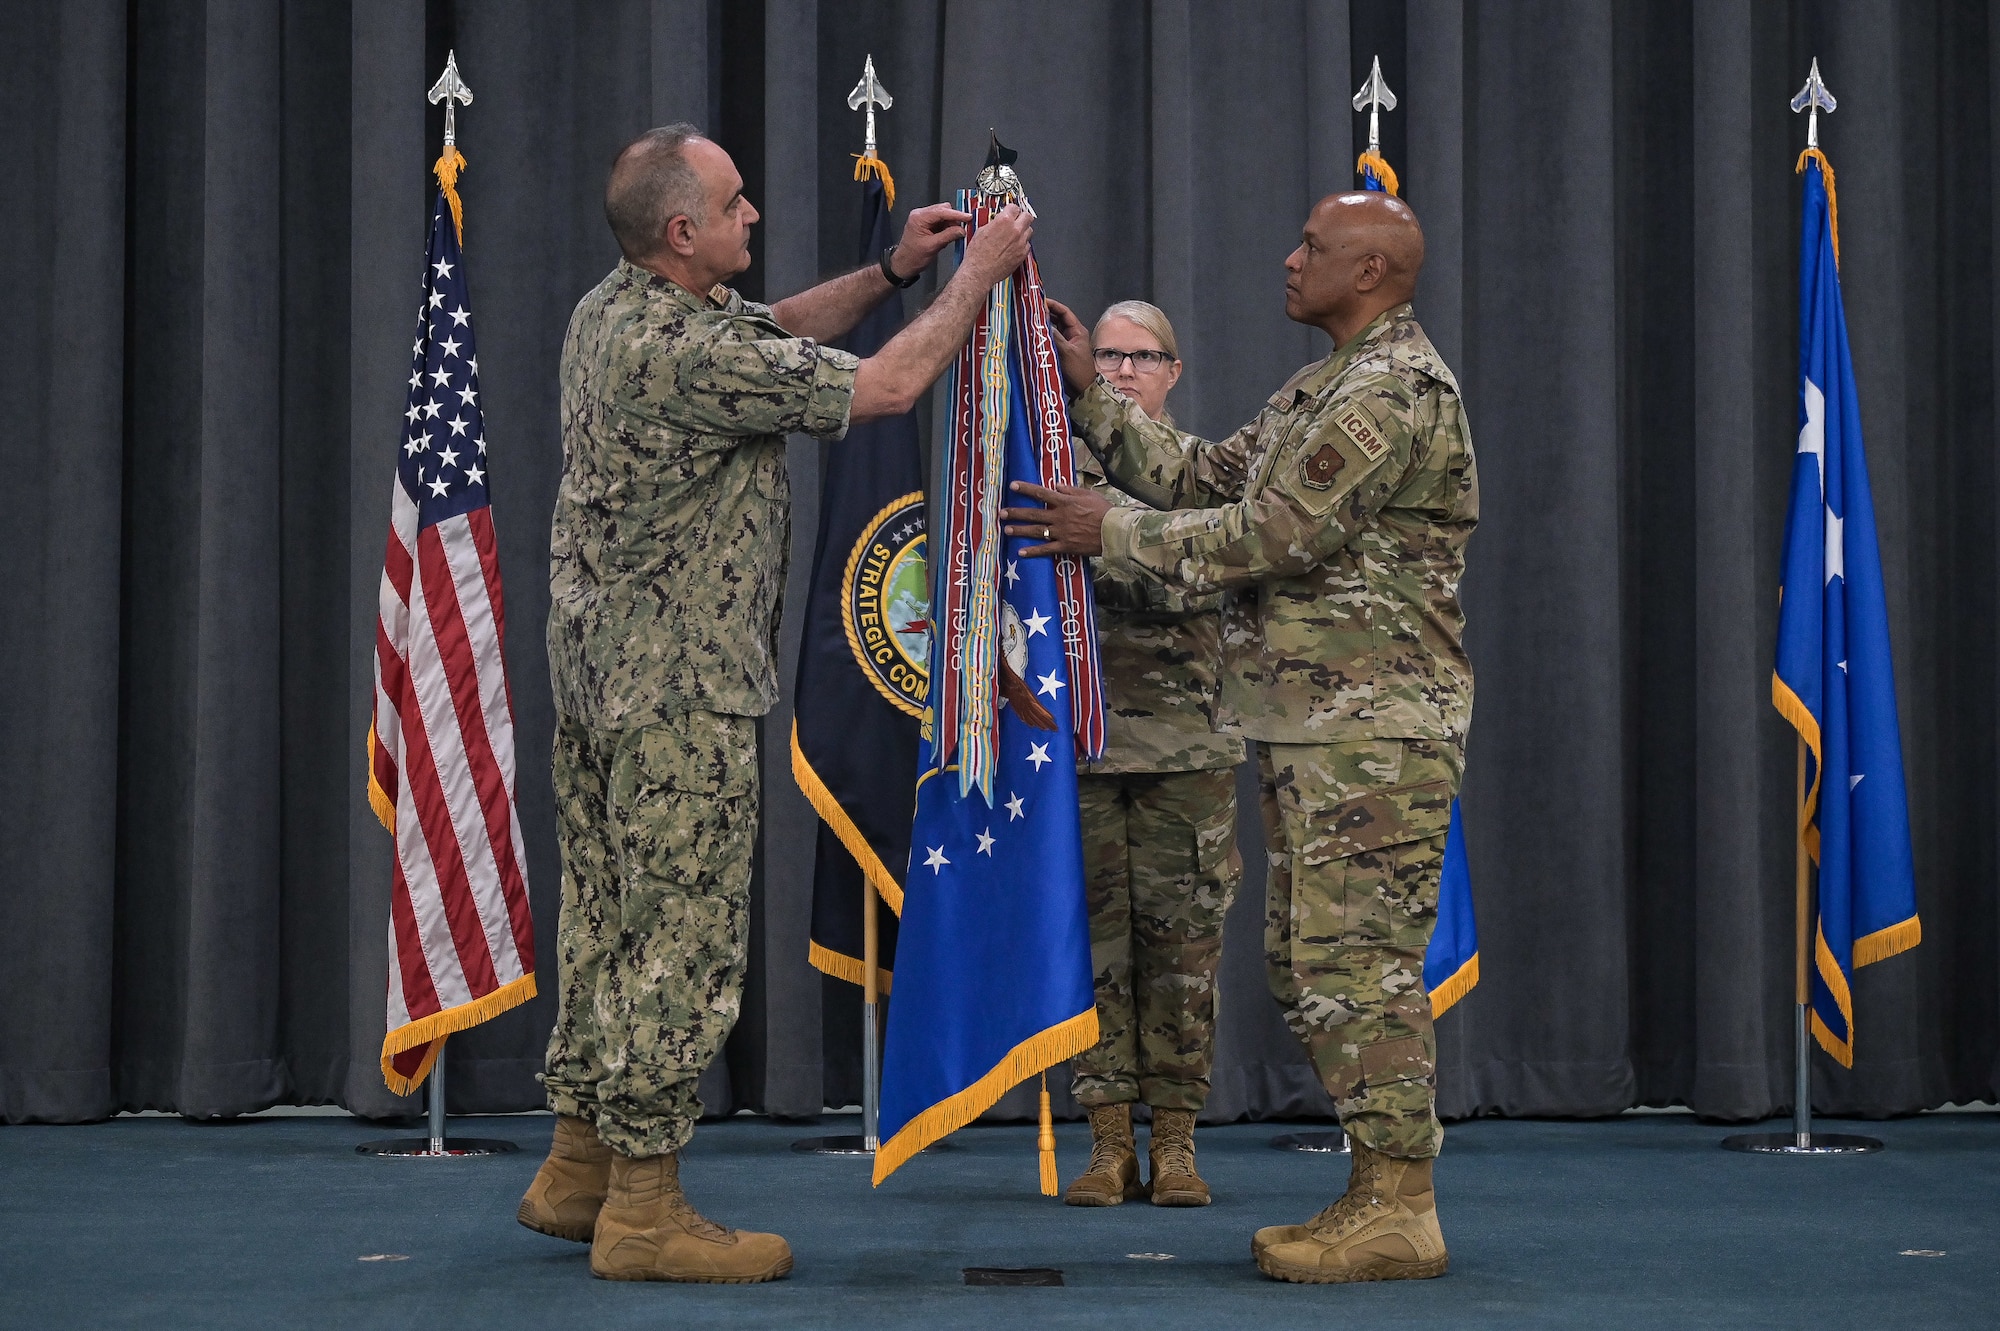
[362, 52, 536, 1155]
[790, 55, 920, 1156]
[873, 138, 1104, 1193]
[1351, 57, 1478, 1018]
[1724, 61, 1919, 1157]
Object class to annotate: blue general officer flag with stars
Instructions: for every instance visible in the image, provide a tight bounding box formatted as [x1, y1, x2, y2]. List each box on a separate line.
[1359, 153, 1477, 1015]
[871, 364, 1098, 1184]
[1773, 150, 1920, 1067]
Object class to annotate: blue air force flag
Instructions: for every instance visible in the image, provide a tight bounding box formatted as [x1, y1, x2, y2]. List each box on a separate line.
[1423, 801, 1479, 1013]
[871, 363, 1098, 1185]
[1772, 151, 1920, 1067]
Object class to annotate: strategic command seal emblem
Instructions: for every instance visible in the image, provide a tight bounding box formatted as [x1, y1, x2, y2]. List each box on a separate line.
[842, 492, 930, 718]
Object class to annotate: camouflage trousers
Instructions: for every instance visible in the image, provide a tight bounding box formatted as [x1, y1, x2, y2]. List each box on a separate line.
[1070, 766, 1243, 1111]
[541, 710, 758, 1158]
[1260, 738, 1460, 1159]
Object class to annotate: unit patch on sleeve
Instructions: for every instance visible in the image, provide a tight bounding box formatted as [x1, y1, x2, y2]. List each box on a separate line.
[1335, 406, 1390, 462]
[1301, 441, 1346, 490]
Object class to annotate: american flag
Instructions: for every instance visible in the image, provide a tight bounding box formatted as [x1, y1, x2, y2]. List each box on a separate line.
[367, 171, 537, 1095]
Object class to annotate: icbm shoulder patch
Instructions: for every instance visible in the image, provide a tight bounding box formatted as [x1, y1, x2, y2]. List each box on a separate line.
[1335, 405, 1390, 462]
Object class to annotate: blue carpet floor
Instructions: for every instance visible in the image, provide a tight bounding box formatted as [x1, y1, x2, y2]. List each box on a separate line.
[3, 1112, 1995, 1329]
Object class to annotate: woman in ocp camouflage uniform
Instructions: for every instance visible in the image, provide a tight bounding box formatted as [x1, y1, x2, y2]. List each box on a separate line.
[1064, 302, 1244, 1208]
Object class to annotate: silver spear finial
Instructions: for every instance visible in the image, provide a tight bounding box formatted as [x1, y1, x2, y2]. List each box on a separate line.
[428, 50, 474, 148]
[1790, 57, 1836, 150]
[1352, 55, 1397, 156]
[847, 54, 893, 157]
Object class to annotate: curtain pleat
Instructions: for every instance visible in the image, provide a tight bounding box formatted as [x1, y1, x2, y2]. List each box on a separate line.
[2, 0, 1994, 1126]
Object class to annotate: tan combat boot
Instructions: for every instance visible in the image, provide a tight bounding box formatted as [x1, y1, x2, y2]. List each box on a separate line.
[516, 1115, 611, 1242]
[1253, 1138, 1448, 1283]
[1147, 1107, 1211, 1206]
[1251, 1135, 1363, 1258]
[1063, 1103, 1144, 1206]
[589, 1151, 792, 1283]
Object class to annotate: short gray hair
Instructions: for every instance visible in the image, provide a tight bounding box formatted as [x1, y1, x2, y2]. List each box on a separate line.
[1094, 299, 1181, 362]
[605, 123, 708, 261]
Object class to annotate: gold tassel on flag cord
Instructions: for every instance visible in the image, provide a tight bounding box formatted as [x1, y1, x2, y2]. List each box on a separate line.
[435, 145, 468, 246]
[852, 152, 897, 212]
[1038, 1072, 1058, 1196]
[1796, 146, 1838, 268]
[1356, 149, 1400, 196]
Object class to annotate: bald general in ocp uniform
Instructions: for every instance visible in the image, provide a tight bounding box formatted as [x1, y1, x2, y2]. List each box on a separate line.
[519, 122, 1032, 1286]
[1006, 190, 1474, 1285]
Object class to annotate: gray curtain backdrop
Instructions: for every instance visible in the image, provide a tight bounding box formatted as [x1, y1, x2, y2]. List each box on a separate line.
[4, 0, 1996, 1126]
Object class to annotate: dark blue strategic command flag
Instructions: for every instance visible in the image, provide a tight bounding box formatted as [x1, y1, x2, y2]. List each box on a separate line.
[791, 170, 921, 994]
[1772, 146, 1920, 1066]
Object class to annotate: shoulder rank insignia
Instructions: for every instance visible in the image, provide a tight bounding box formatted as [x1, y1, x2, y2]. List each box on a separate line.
[1335, 405, 1390, 462]
[1301, 441, 1345, 490]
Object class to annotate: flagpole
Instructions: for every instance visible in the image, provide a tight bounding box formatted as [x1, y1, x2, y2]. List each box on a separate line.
[863, 880, 882, 1151]
[790, 56, 910, 1162]
[430, 1042, 449, 1153]
[355, 1033, 517, 1157]
[1721, 59, 1881, 1157]
[1792, 735, 1812, 1147]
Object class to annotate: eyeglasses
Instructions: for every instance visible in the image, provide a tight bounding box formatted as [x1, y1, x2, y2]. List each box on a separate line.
[1092, 347, 1175, 373]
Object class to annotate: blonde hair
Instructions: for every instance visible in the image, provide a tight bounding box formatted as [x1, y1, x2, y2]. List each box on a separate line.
[1094, 300, 1180, 362]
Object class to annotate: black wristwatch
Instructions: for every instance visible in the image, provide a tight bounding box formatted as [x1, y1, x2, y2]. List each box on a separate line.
[879, 244, 922, 288]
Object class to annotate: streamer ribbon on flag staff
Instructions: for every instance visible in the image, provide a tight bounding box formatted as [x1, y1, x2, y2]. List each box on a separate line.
[931, 188, 1105, 800]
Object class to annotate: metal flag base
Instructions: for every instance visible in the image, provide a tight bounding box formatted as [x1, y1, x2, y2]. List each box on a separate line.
[1270, 1131, 1350, 1153]
[791, 1134, 952, 1155]
[1725, 737, 1889, 1161]
[1720, 1131, 1882, 1155]
[792, 1134, 874, 1156]
[355, 1041, 519, 1158]
[356, 1137, 519, 1157]
[794, 988, 885, 1156]
[1720, 999, 1883, 1156]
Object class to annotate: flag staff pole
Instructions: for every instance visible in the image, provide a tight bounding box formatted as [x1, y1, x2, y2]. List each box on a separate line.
[789, 54, 901, 1162]
[430, 1039, 449, 1153]
[1792, 735, 1812, 1147]
[863, 881, 882, 1150]
[1721, 58, 1880, 1157]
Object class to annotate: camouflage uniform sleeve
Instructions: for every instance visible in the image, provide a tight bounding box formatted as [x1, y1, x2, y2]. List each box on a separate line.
[1100, 372, 1417, 593]
[1076, 445, 1217, 618]
[621, 315, 861, 443]
[1069, 378, 1260, 510]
